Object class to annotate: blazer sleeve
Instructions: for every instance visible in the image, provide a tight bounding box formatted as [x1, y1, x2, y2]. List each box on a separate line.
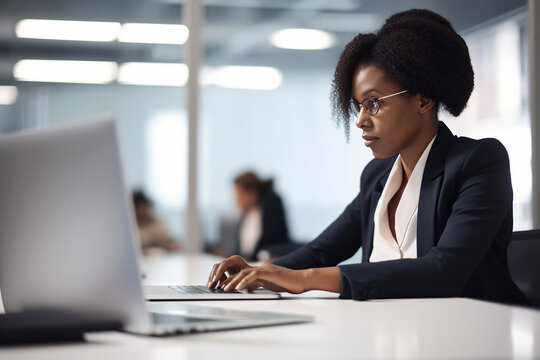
[258, 192, 290, 247]
[273, 188, 365, 270]
[338, 139, 513, 300]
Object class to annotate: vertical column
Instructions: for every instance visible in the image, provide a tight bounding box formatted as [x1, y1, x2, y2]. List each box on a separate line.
[183, 0, 203, 252]
[530, 0, 540, 228]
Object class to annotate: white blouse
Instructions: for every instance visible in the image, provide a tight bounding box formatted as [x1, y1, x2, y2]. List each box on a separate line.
[369, 136, 437, 262]
[239, 206, 262, 258]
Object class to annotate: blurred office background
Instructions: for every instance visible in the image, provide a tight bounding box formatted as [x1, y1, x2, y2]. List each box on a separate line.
[0, 0, 534, 253]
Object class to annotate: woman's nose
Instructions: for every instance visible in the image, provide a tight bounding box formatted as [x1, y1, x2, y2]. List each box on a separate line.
[355, 108, 370, 128]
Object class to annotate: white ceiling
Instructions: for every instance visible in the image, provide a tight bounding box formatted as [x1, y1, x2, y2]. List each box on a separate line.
[0, 0, 527, 83]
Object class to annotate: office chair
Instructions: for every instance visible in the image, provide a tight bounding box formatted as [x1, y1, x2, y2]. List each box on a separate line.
[507, 229, 540, 308]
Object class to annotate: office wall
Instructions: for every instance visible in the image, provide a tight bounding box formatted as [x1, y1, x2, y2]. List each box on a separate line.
[0, 4, 533, 255]
[9, 83, 187, 239]
[0, 106, 17, 132]
[444, 11, 532, 230]
[5, 67, 371, 245]
[200, 69, 370, 243]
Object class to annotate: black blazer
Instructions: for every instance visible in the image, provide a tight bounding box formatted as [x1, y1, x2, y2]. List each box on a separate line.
[274, 122, 528, 305]
[239, 189, 291, 261]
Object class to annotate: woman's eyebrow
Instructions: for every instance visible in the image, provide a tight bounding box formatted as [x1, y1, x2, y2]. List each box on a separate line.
[352, 89, 383, 102]
[362, 88, 383, 96]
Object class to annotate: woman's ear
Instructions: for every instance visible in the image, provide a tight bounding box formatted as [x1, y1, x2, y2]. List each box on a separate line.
[417, 95, 436, 114]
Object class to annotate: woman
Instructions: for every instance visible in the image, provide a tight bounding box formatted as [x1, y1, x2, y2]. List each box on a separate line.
[132, 190, 180, 254]
[206, 9, 528, 305]
[231, 171, 291, 261]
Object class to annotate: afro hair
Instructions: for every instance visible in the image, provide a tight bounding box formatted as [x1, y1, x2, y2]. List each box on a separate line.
[331, 9, 474, 138]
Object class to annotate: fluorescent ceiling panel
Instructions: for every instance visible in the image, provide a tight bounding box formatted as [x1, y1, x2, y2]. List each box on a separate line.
[15, 19, 120, 42]
[118, 62, 188, 86]
[0, 86, 18, 105]
[13, 60, 118, 84]
[270, 28, 336, 50]
[119, 23, 189, 44]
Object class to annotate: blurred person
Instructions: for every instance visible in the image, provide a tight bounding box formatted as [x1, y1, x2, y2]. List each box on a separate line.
[132, 190, 180, 254]
[206, 9, 528, 306]
[212, 171, 292, 261]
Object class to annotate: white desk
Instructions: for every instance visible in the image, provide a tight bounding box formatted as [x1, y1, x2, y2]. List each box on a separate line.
[2, 254, 540, 360]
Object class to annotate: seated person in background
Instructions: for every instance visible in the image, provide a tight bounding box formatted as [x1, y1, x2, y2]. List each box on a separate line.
[214, 171, 292, 261]
[132, 190, 180, 254]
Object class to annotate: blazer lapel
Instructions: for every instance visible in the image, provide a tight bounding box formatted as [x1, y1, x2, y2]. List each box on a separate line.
[362, 164, 393, 263]
[417, 122, 456, 257]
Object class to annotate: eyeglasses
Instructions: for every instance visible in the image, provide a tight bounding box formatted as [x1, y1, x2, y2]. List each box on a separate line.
[350, 89, 408, 117]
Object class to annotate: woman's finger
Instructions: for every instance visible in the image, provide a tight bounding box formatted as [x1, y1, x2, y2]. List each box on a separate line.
[218, 273, 237, 289]
[215, 272, 229, 287]
[211, 261, 231, 287]
[207, 261, 227, 288]
[234, 270, 261, 291]
[208, 260, 231, 288]
[246, 280, 263, 293]
[208, 255, 251, 289]
[206, 262, 220, 287]
[223, 268, 253, 292]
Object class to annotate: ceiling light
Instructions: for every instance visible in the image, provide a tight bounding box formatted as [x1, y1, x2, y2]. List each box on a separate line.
[0, 86, 18, 105]
[208, 66, 282, 90]
[270, 28, 336, 50]
[307, 13, 382, 33]
[15, 19, 120, 42]
[118, 62, 188, 86]
[119, 23, 188, 45]
[13, 60, 118, 84]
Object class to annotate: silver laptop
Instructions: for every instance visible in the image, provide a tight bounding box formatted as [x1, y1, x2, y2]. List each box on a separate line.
[0, 118, 310, 335]
[144, 211, 279, 300]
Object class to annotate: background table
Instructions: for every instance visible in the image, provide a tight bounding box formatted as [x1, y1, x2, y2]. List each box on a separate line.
[2, 254, 540, 359]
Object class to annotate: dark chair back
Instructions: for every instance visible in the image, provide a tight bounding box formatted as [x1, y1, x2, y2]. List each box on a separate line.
[508, 229, 540, 308]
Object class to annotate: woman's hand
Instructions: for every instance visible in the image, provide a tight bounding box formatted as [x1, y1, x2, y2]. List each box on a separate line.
[206, 255, 252, 289]
[222, 263, 309, 294]
[207, 256, 342, 294]
[206, 256, 308, 294]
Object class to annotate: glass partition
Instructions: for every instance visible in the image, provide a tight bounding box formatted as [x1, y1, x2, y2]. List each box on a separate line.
[0, 0, 188, 249]
[444, 10, 532, 230]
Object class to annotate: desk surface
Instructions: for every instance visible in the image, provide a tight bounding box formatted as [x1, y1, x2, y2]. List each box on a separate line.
[2, 254, 540, 360]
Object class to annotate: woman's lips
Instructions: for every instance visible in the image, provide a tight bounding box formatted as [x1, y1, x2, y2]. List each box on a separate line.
[362, 135, 379, 147]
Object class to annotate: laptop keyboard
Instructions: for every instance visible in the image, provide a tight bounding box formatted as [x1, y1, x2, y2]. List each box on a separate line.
[169, 285, 242, 294]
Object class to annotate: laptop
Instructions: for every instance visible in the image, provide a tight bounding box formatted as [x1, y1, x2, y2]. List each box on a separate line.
[144, 211, 277, 300]
[0, 118, 311, 335]
[144, 285, 280, 300]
